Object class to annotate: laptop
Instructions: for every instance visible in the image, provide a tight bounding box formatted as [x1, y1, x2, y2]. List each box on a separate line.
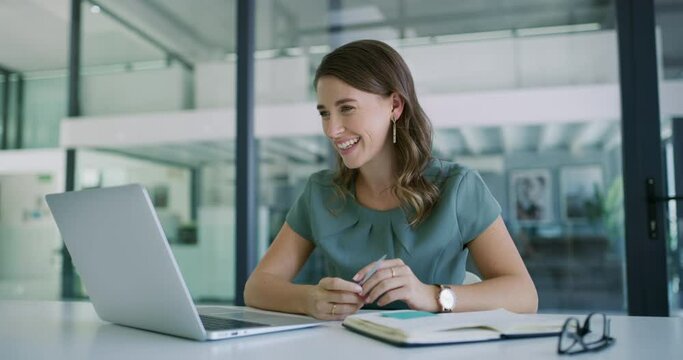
[45, 184, 321, 341]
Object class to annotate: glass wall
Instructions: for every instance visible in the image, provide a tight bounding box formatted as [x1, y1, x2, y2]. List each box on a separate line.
[655, 0, 683, 317]
[69, 0, 237, 303]
[0, 0, 241, 304]
[254, 0, 627, 313]
[0, 0, 69, 300]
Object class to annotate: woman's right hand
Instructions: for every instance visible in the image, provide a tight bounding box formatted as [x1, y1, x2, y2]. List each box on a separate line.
[305, 277, 364, 320]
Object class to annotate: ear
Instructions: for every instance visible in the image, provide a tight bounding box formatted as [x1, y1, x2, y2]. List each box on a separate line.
[390, 93, 405, 120]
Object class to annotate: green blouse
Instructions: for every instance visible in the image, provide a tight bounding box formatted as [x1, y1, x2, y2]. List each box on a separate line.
[286, 159, 501, 309]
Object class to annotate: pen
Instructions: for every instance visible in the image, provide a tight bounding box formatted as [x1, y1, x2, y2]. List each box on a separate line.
[358, 254, 387, 285]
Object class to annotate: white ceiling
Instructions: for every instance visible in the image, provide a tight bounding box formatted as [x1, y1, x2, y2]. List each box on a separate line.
[0, 0, 70, 71]
[1, 0, 680, 167]
[3, 0, 681, 75]
[0, 0, 627, 72]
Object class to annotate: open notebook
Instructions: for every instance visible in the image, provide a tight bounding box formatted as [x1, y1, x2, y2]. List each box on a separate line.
[342, 309, 564, 347]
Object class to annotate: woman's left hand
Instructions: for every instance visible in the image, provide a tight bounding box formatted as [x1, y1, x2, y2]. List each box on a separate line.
[353, 258, 439, 312]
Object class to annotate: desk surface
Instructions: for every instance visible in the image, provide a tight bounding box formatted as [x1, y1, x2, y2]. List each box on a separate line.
[2, 300, 682, 360]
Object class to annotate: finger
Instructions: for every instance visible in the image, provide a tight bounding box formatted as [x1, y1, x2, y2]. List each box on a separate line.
[328, 291, 364, 305]
[365, 276, 404, 304]
[352, 258, 404, 283]
[376, 287, 410, 307]
[360, 267, 390, 295]
[361, 265, 405, 296]
[319, 277, 363, 293]
[318, 302, 361, 321]
[351, 262, 379, 283]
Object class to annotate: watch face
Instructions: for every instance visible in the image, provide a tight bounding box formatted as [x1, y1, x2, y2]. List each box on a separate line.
[439, 288, 455, 309]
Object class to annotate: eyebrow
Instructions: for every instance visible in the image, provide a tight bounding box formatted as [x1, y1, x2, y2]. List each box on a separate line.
[316, 98, 357, 110]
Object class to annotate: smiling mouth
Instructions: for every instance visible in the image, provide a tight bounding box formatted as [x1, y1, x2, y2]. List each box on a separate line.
[337, 137, 360, 150]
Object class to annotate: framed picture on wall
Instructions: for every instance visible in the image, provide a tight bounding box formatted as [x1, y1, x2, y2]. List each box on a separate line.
[509, 169, 553, 223]
[152, 185, 169, 208]
[560, 165, 604, 222]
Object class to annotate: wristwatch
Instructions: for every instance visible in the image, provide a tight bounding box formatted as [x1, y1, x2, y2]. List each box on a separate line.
[437, 284, 456, 312]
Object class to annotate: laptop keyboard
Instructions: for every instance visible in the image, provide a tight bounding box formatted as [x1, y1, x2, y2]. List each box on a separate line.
[199, 315, 269, 331]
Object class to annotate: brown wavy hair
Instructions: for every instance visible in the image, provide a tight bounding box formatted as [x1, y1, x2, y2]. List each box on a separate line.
[314, 39, 439, 227]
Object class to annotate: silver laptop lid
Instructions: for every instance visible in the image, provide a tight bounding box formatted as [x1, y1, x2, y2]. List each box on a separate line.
[46, 184, 207, 340]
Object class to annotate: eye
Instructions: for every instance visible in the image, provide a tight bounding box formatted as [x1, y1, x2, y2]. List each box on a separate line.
[340, 105, 354, 114]
[319, 110, 330, 119]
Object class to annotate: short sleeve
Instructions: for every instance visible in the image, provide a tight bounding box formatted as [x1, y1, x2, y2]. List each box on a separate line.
[285, 178, 315, 242]
[455, 170, 502, 244]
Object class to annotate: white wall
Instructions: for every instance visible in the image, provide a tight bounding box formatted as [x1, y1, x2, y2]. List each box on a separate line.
[404, 31, 618, 93]
[515, 31, 619, 87]
[195, 56, 310, 108]
[81, 65, 187, 116]
[194, 30, 621, 106]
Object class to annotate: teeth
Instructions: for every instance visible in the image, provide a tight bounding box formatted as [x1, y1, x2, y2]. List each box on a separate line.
[337, 138, 360, 150]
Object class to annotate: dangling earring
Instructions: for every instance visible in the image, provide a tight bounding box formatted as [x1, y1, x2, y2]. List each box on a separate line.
[392, 116, 397, 144]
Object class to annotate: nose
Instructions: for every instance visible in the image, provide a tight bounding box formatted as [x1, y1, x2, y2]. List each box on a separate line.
[325, 115, 345, 139]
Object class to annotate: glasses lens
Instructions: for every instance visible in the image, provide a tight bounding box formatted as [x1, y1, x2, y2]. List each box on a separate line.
[559, 318, 581, 352]
[584, 313, 606, 344]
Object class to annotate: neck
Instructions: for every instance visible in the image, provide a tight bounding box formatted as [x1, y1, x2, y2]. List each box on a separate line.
[357, 145, 397, 196]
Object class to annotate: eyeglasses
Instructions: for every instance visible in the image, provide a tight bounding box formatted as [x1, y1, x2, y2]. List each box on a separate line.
[557, 312, 615, 355]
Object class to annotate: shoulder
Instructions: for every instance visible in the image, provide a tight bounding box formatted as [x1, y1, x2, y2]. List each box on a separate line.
[423, 158, 473, 187]
[300, 169, 341, 204]
[307, 169, 336, 188]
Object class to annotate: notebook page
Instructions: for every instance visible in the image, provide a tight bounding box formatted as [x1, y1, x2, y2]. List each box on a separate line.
[348, 309, 513, 334]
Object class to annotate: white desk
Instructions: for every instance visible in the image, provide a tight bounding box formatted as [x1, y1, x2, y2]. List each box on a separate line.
[2, 300, 682, 360]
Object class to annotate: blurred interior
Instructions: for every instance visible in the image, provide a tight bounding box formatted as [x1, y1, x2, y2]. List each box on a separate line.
[0, 0, 681, 315]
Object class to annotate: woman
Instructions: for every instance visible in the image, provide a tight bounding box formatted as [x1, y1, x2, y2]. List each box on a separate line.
[244, 39, 538, 320]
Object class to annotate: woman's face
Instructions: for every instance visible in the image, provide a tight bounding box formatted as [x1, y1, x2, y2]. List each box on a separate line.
[316, 76, 395, 170]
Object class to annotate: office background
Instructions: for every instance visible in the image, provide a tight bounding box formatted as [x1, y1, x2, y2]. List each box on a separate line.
[0, 0, 681, 316]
